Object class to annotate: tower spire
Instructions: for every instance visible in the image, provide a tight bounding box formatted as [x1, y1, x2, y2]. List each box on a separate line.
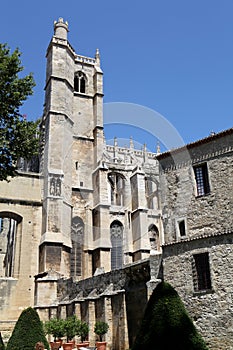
[53, 17, 69, 40]
[95, 48, 100, 66]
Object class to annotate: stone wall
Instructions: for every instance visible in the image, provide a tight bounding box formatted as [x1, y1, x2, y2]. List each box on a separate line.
[158, 130, 233, 349]
[0, 172, 42, 335]
[35, 259, 153, 350]
[159, 130, 233, 243]
[163, 233, 233, 349]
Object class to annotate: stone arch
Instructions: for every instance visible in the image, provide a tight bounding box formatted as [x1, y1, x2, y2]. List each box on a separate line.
[148, 224, 159, 251]
[71, 216, 84, 278]
[110, 220, 123, 270]
[0, 212, 22, 277]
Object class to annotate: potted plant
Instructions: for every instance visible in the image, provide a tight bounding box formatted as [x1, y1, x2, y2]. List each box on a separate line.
[44, 318, 65, 350]
[76, 321, 89, 349]
[94, 321, 109, 350]
[63, 316, 79, 350]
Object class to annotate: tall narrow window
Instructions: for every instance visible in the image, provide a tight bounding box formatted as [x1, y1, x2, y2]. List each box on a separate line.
[0, 215, 20, 278]
[110, 221, 123, 270]
[74, 71, 86, 93]
[193, 252, 212, 292]
[71, 216, 84, 278]
[108, 173, 125, 206]
[193, 163, 210, 196]
[80, 77, 86, 93]
[145, 177, 157, 209]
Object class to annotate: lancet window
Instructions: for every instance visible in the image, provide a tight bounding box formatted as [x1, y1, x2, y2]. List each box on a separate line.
[74, 71, 87, 93]
[108, 173, 125, 206]
[110, 221, 123, 270]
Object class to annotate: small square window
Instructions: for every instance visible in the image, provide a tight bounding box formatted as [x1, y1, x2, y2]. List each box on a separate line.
[193, 163, 210, 196]
[192, 252, 212, 292]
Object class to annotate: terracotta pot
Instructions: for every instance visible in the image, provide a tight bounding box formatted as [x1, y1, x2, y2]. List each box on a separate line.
[76, 342, 89, 349]
[50, 341, 62, 350]
[95, 341, 107, 350]
[63, 342, 74, 350]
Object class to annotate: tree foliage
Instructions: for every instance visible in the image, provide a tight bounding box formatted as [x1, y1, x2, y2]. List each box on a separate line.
[132, 281, 209, 350]
[6, 307, 49, 350]
[0, 43, 39, 181]
[94, 321, 109, 342]
[44, 318, 66, 341]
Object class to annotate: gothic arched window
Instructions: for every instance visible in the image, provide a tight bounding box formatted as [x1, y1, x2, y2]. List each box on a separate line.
[110, 221, 123, 270]
[145, 177, 158, 209]
[148, 224, 159, 251]
[74, 71, 87, 93]
[71, 216, 84, 278]
[108, 173, 125, 206]
[0, 212, 22, 277]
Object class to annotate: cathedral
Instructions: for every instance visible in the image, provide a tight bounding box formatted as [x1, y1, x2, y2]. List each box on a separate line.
[0, 18, 233, 350]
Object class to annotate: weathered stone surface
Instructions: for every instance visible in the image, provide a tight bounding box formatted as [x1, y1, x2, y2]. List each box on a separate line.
[1, 18, 233, 350]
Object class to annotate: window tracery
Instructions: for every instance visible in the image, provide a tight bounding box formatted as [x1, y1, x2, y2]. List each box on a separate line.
[110, 221, 123, 270]
[108, 173, 125, 206]
[74, 71, 87, 93]
[0, 213, 21, 277]
[71, 216, 84, 278]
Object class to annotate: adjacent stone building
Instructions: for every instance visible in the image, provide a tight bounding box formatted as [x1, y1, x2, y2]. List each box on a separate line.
[0, 18, 233, 349]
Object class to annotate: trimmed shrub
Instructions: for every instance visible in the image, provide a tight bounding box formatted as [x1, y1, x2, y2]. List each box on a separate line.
[6, 307, 49, 350]
[0, 332, 5, 350]
[94, 321, 109, 342]
[44, 318, 65, 341]
[132, 281, 209, 350]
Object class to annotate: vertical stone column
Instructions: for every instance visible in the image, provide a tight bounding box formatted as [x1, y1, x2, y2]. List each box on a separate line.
[74, 302, 81, 320]
[50, 307, 58, 318]
[146, 251, 162, 299]
[119, 293, 129, 350]
[103, 296, 112, 349]
[60, 305, 67, 319]
[88, 300, 96, 346]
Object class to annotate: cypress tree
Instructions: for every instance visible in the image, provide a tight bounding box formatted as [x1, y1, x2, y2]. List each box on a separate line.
[132, 281, 209, 350]
[0, 332, 5, 350]
[6, 307, 49, 350]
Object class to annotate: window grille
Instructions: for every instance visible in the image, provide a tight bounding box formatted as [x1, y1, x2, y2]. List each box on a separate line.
[194, 163, 210, 196]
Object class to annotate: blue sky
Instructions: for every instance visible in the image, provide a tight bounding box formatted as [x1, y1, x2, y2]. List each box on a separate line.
[1, 0, 233, 152]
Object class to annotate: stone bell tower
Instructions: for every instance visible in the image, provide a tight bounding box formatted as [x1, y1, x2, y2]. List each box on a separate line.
[39, 18, 104, 278]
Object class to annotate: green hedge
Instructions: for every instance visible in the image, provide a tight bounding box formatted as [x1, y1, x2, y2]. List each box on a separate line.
[6, 307, 49, 350]
[132, 281, 209, 350]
